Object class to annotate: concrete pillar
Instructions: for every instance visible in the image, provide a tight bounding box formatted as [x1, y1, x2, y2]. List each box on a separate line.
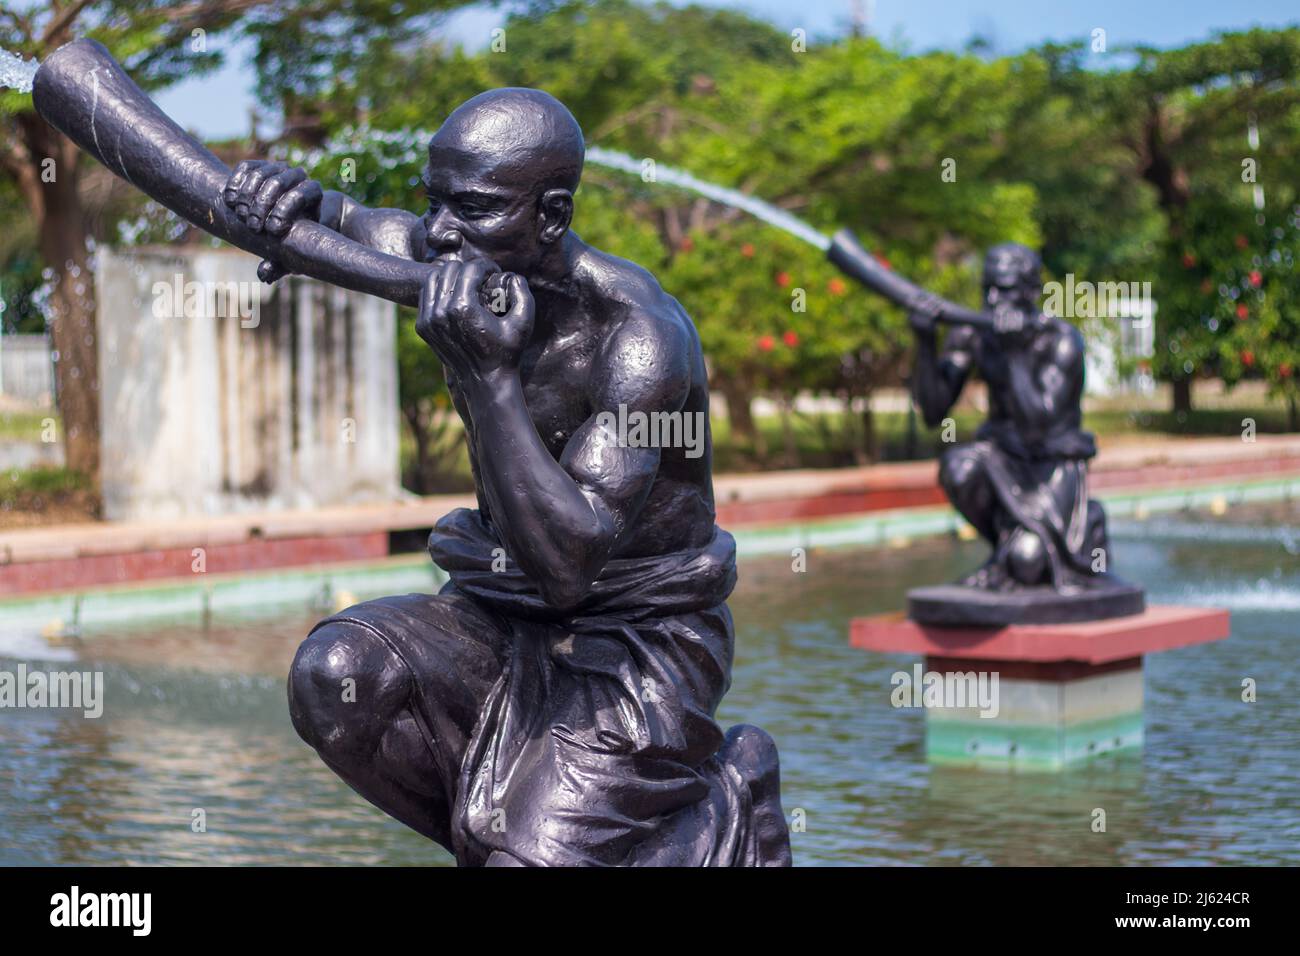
[95, 246, 400, 520]
[851, 606, 1230, 770]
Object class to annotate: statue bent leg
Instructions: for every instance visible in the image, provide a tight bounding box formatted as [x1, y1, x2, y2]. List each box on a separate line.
[938, 442, 1014, 587]
[288, 591, 509, 851]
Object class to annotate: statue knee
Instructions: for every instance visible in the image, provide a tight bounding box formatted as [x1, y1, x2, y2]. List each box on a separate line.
[288, 621, 411, 757]
[1006, 529, 1048, 585]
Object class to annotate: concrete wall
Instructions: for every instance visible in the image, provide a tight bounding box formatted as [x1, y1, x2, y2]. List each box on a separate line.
[1084, 297, 1158, 397]
[0, 334, 55, 406]
[96, 246, 400, 520]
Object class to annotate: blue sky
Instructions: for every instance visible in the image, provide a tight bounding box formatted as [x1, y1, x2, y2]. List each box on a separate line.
[155, 0, 1300, 139]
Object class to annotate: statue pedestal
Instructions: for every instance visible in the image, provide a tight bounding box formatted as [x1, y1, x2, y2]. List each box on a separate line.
[850, 606, 1230, 770]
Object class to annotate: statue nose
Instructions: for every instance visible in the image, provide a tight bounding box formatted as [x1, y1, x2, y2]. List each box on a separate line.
[429, 227, 463, 254]
[425, 205, 464, 254]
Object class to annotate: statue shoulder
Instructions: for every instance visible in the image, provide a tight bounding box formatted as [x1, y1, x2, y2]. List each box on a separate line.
[581, 249, 695, 411]
[578, 243, 674, 312]
[592, 308, 694, 413]
[1050, 317, 1087, 368]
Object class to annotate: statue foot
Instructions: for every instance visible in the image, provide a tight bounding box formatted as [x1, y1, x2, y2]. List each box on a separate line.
[959, 560, 1011, 590]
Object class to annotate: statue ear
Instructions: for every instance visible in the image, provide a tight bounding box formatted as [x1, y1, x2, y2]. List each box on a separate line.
[538, 188, 573, 244]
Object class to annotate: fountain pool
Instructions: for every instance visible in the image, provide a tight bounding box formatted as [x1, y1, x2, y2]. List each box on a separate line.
[1, 501, 1295, 865]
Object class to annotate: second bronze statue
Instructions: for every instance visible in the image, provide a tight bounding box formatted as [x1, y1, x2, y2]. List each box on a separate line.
[829, 237, 1144, 626]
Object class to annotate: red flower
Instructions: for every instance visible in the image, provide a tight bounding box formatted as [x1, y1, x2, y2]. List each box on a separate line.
[828, 278, 847, 296]
[1236, 304, 1249, 320]
[1234, 234, 1249, 249]
[873, 252, 891, 270]
[1182, 253, 1197, 269]
[1280, 363, 1293, 378]
[775, 271, 791, 288]
[757, 335, 775, 352]
[1241, 350, 1255, 367]
[783, 331, 799, 347]
[1249, 271, 1263, 287]
[679, 237, 694, 252]
[740, 243, 755, 258]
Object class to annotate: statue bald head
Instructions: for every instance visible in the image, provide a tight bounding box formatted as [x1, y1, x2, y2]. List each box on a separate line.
[983, 242, 1041, 292]
[432, 88, 584, 193]
[982, 242, 1046, 338]
[420, 88, 585, 274]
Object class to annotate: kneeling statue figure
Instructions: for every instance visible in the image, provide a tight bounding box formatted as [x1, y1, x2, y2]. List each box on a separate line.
[221, 88, 792, 866]
[905, 243, 1144, 625]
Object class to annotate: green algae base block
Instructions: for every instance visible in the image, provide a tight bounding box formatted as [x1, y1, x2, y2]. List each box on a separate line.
[923, 657, 1145, 770]
[851, 606, 1230, 771]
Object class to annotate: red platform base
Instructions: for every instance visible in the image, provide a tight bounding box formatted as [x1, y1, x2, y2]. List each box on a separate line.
[850, 604, 1230, 663]
[849, 605, 1230, 769]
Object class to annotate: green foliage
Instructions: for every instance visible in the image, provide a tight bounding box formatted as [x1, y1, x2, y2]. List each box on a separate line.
[6, 0, 1300, 489]
[289, 2, 1300, 462]
[663, 225, 899, 395]
[1212, 207, 1300, 404]
[394, 306, 468, 492]
[1039, 28, 1300, 405]
[0, 466, 89, 505]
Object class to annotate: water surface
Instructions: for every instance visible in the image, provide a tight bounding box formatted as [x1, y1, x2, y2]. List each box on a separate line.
[1, 504, 1296, 865]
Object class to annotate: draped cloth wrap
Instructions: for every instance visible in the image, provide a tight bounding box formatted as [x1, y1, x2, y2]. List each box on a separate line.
[422, 507, 790, 867]
[966, 420, 1105, 591]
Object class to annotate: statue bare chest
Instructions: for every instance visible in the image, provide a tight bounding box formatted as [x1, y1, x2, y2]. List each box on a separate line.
[450, 320, 602, 459]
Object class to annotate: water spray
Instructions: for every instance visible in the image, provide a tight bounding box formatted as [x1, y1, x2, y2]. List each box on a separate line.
[585, 148, 989, 328]
[7, 40, 988, 327]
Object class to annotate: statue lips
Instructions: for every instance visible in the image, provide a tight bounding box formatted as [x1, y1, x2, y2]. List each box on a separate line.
[422, 247, 515, 314]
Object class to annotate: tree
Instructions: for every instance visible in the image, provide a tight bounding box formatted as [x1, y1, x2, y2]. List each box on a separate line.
[396, 312, 467, 492]
[308, 3, 1049, 464]
[1212, 205, 1300, 430]
[1041, 29, 1300, 412]
[2, 2, 256, 478]
[0, 0, 473, 482]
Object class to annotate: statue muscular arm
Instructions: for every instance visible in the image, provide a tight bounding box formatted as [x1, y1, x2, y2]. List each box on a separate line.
[318, 192, 424, 260]
[418, 259, 688, 611]
[911, 317, 977, 428]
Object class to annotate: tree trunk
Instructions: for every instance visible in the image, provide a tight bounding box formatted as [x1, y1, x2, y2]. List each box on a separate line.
[1172, 377, 1193, 415]
[861, 400, 879, 464]
[19, 116, 100, 481]
[779, 397, 797, 467]
[719, 377, 758, 447]
[403, 405, 432, 494]
[841, 391, 864, 465]
[1138, 106, 1191, 218]
[1289, 394, 1298, 433]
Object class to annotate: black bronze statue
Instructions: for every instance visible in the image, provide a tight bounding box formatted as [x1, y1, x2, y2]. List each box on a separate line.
[32, 41, 790, 865]
[829, 232, 1144, 625]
